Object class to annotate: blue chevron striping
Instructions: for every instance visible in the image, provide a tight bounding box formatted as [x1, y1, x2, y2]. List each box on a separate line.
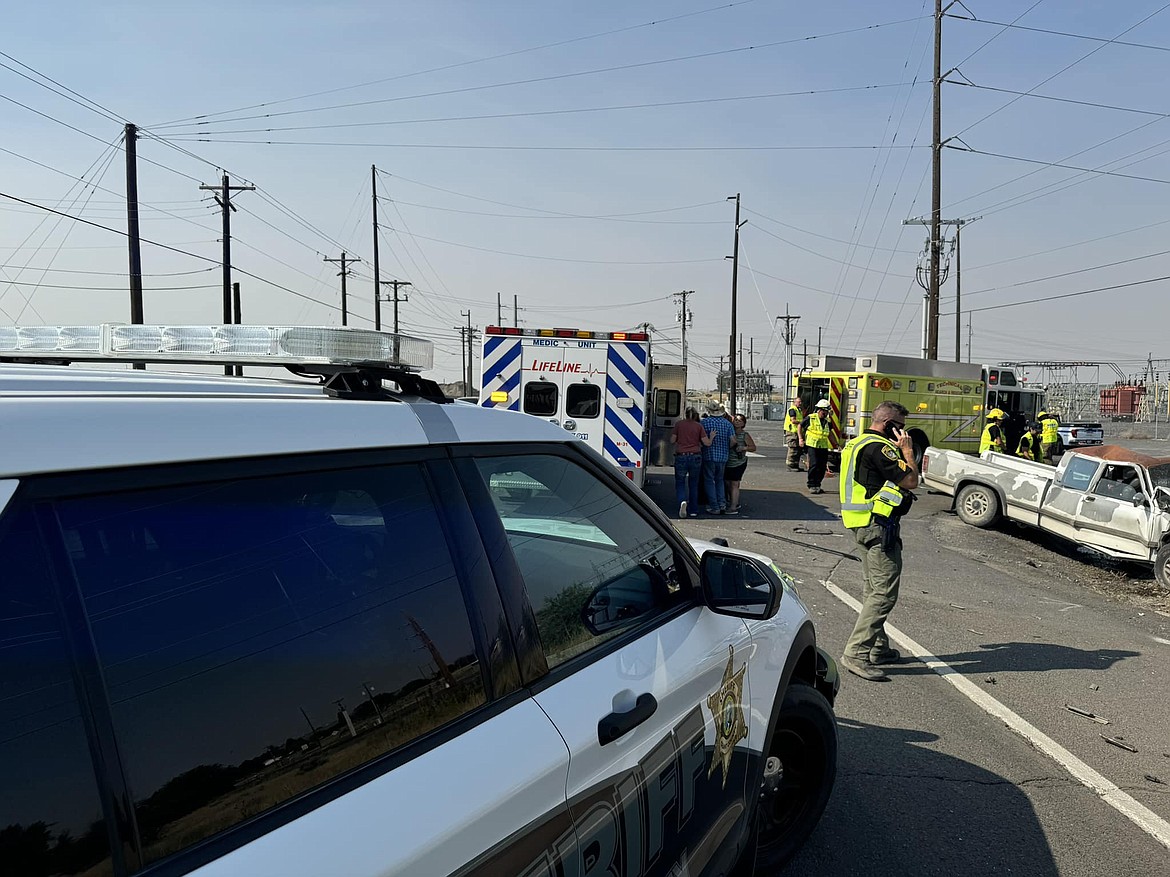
[623, 341, 648, 366]
[605, 375, 643, 426]
[607, 346, 645, 395]
[605, 403, 643, 450]
[603, 435, 633, 466]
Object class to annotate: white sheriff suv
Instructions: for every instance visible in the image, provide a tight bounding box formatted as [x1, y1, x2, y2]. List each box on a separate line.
[0, 324, 838, 877]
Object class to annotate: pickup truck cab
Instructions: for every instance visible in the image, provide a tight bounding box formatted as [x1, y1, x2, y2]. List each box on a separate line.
[922, 444, 1170, 589]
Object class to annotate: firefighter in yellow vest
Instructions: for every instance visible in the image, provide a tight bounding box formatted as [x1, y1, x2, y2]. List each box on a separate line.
[979, 409, 1007, 454]
[1016, 421, 1043, 463]
[839, 400, 919, 681]
[783, 396, 806, 471]
[801, 399, 832, 494]
[1039, 410, 1060, 463]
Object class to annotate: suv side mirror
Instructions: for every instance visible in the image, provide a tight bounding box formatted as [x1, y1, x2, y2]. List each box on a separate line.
[1132, 493, 1147, 508]
[699, 550, 783, 620]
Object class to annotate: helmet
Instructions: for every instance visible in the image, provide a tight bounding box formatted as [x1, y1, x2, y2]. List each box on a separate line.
[815, 399, 831, 409]
[987, 408, 1005, 420]
[1038, 410, 1048, 419]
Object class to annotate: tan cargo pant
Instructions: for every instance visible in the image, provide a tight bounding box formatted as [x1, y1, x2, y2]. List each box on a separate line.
[843, 522, 902, 660]
[785, 433, 804, 469]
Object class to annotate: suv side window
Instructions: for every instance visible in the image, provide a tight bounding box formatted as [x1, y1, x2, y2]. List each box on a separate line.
[0, 505, 112, 877]
[472, 454, 688, 668]
[54, 462, 485, 869]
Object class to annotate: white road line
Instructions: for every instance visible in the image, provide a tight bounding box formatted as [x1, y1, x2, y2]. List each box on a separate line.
[1152, 635, 1170, 646]
[746, 451, 766, 458]
[821, 577, 1170, 852]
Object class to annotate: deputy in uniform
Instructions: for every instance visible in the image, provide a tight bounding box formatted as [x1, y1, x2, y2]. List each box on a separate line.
[1039, 410, 1060, 463]
[802, 399, 832, 494]
[979, 408, 1007, 454]
[784, 397, 806, 470]
[839, 400, 919, 681]
[1016, 421, 1043, 463]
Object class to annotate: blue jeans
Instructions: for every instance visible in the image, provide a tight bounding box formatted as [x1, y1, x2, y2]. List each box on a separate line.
[674, 453, 701, 510]
[703, 459, 727, 511]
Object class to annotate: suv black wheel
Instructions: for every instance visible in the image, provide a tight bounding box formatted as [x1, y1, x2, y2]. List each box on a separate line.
[750, 683, 837, 871]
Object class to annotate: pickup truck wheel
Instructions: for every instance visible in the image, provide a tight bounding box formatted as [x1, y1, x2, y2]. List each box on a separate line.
[1155, 543, 1170, 592]
[749, 684, 838, 872]
[956, 484, 1000, 528]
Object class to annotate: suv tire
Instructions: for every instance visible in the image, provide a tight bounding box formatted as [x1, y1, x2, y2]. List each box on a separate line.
[748, 683, 838, 871]
[1155, 542, 1170, 592]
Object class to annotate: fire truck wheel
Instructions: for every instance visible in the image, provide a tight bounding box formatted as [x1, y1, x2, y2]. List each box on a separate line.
[956, 483, 1000, 529]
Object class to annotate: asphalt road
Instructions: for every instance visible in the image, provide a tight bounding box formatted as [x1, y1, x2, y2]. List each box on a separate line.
[644, 422, 1170, 876]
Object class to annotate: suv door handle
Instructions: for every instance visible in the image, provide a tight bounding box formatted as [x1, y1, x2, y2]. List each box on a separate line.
[598, 693, 657, 745]
[1083, 496, 1096, 502]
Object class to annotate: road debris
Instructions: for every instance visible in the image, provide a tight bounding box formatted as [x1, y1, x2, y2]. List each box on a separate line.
[1089, 684, 1100, 691]
[792, 526, 834, 536]
[1145, 774, 1166, 785]
[967, 628, 986, 636]
[1065, 705, 1110, 725]
[985, 676, 997, 685]
[949, 602, 967, 611]
[1101, 735, 1139, 753]
[1026, 560, 1042, 568]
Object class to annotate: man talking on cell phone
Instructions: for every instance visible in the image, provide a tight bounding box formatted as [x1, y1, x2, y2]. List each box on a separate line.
[838, 400, 919, 682]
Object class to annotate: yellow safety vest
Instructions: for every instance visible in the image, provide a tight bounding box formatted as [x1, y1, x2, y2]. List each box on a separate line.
[805, 413, 831, 448]
[980, 423, 1004, 454]
[839, 433, 906, 529]
[783, 406, 801, 434]
[1041, 417, 1059, 444]
[1016, 432, 1038, 460]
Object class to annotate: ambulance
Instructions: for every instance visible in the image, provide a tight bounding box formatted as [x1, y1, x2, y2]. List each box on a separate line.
[792, 353, 1045, 456]
[478, 326, 686, 485]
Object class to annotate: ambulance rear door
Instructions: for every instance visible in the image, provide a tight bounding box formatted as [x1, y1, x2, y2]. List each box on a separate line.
[558, 339, 609, 459]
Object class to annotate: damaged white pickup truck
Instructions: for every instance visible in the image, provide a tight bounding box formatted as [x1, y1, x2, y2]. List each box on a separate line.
[922, 444, 1170, 589]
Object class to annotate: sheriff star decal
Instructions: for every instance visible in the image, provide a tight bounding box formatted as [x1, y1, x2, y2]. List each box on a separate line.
[706, 645, 748, 789]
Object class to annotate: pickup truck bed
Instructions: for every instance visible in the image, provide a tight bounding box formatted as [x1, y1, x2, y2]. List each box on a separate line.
[922, 444, 1170, 589]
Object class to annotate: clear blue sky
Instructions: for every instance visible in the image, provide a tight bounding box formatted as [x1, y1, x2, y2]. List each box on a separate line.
[2, 1, 1168, 384]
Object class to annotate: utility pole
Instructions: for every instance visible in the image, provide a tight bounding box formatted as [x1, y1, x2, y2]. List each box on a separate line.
[928, 0, 943, 359]
[513, 294, 519, 328]
[673, 289, 694, 370]
[232, 282, 243, 376]
[324, 252, 360, 326]
[380, 279, 411, 333]
[372, 165, 382, 330]
[817, 327, 822, 356]
[775, 304, 800, 402]
[124, 123, 145, 369]
[967, 312, 972, 362]
[124, 125, 144, 325]
[456, 311, 479, 395]
[726, 194, 746, 414]
[950, 216, 979, 361]
[717, 355, 727, 402]
[455, 324, 468, 395]
[497, 292, 503, 326]
[199, 174, 254, 374]
[749, 337, 754, 372]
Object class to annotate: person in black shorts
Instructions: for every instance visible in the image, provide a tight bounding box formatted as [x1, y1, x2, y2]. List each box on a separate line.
[723, 413, 756, 515]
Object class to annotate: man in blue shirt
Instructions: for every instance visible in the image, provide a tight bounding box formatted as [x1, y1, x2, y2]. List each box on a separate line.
[701, 400, 738, 514]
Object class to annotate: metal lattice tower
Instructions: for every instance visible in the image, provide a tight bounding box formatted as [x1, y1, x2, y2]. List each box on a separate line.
[1002, 361, 1126, 420]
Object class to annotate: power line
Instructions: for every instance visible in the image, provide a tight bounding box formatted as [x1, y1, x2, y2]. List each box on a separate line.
[966, 216, 1170, 273]
[0, 264, 216, 277]
[953, 2, 1170, 138]
[964, 247, 1170, 298]
[169, 138, 925, 152]
[0, 189, 347, 315]
[743, 207, 918, 253]
[152, 17, 928, 129]
[946, 144, 1170, 185]
[951, 13, 1170, 53]
[158, 83, 920, 136]
[959, 275, 1170, 314]
[950, 0, 1047, 68]
[379, 198, 725, 225]
[746, 222, 914, 276]
[381, 227, 723, 265]
[952, 80, 1170, 119]
[0, 53, 124, 124]
[151, 0, 769, 126]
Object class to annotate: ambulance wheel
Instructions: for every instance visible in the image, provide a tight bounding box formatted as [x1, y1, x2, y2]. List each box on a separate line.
[956, 483, 999, 528]
[748, 684, 838, 872]
[1155, 543, 1170, 592]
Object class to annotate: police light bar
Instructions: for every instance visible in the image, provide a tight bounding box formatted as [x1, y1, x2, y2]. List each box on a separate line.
[0, 324, 433, 371]
[484, 325, 648, 342]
